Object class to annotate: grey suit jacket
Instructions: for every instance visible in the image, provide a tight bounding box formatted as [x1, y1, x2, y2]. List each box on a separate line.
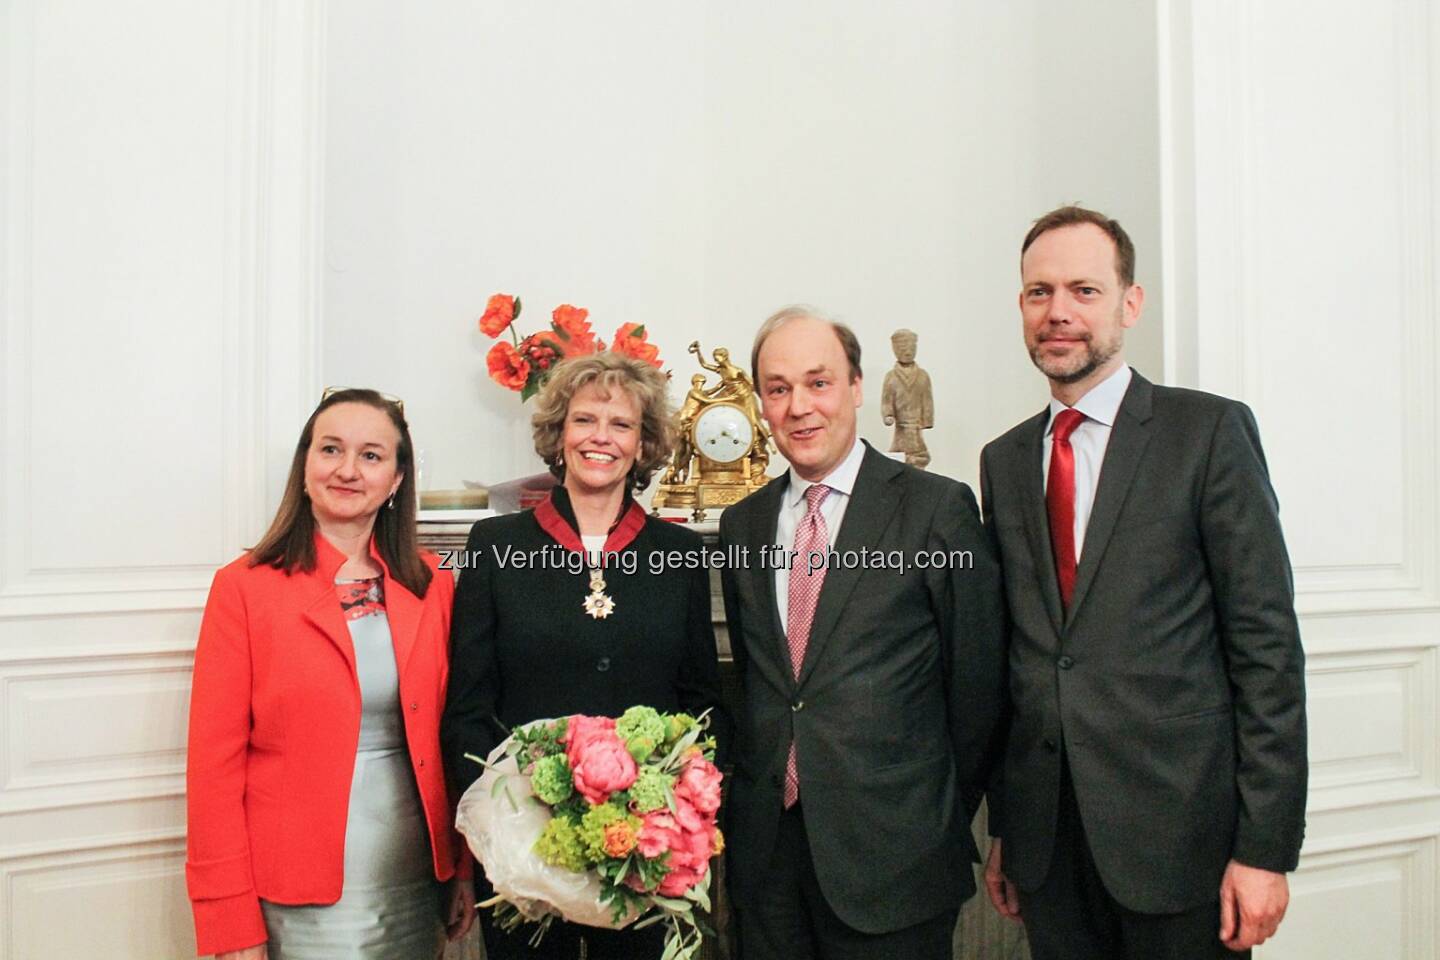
[980, 371, 1307, 913]
[718, 443, 1007, 933]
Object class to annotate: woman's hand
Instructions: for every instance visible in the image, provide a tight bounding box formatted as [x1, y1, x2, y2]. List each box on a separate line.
[216, 946, 267, 960]
[444, 876, 476, 941]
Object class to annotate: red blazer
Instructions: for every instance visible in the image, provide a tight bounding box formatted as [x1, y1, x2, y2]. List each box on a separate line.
[185, 533, 461, 956]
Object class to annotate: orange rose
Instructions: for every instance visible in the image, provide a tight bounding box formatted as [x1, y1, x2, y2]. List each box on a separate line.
[602, 819, 639, 858]
[611, 323, 661, 367]
[479, 293, 517, 338]
[486, 340, 531, 391]
[711, 826, 725, 856]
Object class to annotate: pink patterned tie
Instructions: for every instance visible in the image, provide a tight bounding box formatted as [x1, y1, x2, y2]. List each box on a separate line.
[784, 483, 831, 808]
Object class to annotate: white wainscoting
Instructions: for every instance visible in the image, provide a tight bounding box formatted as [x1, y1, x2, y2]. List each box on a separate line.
[1161, 0, 1440, 956]
[0, 0, 324, 956]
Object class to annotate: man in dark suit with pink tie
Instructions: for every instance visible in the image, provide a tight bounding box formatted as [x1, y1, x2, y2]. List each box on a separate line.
[719, 305, 1007, 960]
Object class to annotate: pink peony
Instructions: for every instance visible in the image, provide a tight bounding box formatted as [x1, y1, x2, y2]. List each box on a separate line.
[636, 810, 681, 860]
[564, 715, 637, 805]
[562, 714, 617, 751]
[674, 757, 723, 816]
[637, 799, 717, 896]
[658, 823, 715, 895]
[658, 863, 708, 896]
[671, 795, 708, 834]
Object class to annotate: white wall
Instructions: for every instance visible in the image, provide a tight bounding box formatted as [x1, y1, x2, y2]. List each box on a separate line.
[323, 0, 1164, 492]
[1161, 0, 1440, 957]
[0, 1, 323, 956]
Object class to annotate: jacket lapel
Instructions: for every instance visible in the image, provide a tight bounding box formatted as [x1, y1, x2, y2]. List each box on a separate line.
[796, 446, 902, 688]
[364, 538, 422, 676]
[383, 575, 421, 677]
[1015, 409, 1066, 637]
[1065, 373, 1155, 626]
[303, 584, 358, 683]
[748, 476, 790, 675]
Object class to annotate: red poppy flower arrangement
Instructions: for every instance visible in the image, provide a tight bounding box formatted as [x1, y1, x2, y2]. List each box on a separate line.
[478, 293, 663, 401]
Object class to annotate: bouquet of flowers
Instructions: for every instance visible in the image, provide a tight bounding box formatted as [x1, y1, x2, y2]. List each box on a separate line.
[477, 293, 663, 401]
[456, 706, 723, 960]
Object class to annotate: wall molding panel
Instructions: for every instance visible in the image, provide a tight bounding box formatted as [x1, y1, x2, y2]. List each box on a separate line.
[1269, 836, 1437, 959]
[1, 835, 194, 960]
[1305, 647, 1436, 811]
[1168, 0, 1440, 618]
[0, 649, 193, 814]
[0, 2, 325, 955]
[0, 0, 325, 619]
[1162, 0, 1440, 956]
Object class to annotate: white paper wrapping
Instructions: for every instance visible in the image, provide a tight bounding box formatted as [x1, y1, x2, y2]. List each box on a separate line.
[454, 733, 635, 929]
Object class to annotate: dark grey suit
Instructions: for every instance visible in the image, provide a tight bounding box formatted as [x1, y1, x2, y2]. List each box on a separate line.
[719, 443, 1007, 942]
[980, 371, 1307, 917]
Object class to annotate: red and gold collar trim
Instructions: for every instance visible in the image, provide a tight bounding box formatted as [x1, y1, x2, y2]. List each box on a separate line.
[534, 492, 647, 555]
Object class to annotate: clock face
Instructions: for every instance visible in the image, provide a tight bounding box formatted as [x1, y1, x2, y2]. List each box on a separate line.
[693, 403, 754, 464]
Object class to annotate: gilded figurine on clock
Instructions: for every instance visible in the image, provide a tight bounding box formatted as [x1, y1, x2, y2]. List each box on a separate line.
[653, 341, 774, 520]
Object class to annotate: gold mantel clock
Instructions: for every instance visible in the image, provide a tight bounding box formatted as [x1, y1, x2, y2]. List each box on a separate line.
[652, 341, 773, 520]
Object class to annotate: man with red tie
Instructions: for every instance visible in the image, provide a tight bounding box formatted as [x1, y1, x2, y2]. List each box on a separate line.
[979, 206, 1309, 959]
[718, 306, 1007, 960]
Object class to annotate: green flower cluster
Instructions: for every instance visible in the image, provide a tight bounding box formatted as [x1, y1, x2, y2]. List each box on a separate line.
[531, 754, 573, 805]
[667, 712, 698, 741]
[628, 766, 676, 814]
[577, 803, 637, 861]
[616, 706, 667, 762]
[533, 815, 588, 872]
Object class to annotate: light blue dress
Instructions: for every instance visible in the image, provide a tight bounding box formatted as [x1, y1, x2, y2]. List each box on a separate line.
[261, 577, 442, 959]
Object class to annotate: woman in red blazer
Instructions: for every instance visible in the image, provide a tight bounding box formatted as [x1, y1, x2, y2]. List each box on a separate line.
[186, 388, 473, 959]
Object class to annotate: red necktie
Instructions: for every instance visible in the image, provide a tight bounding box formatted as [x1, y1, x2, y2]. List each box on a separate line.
[1047, 409, 1086, 609]
[784, 483, 831, 808]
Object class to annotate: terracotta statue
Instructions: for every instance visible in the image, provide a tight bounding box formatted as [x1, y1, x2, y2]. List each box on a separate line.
[880, 328, 933, 469]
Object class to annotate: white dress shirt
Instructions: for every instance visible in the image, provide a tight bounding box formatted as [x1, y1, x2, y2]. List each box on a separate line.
[774, 437, 866, 634]
[1042, 364, 1133, 563]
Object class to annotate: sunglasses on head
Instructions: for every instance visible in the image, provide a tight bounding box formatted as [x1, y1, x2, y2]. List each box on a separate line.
[320, 386, 404, 416]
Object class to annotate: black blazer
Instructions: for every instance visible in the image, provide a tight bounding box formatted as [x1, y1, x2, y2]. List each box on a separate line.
[980, 371, 1307, 914]
[718, 443, 1006, 934]
[441, 491, 727, 799]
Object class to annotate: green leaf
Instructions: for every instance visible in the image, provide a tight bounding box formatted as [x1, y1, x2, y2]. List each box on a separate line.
[686, 883, 711, 913]
[520, 377, 541, 403]
[513, 296, 523, 319]
[628, 324, 647, 339]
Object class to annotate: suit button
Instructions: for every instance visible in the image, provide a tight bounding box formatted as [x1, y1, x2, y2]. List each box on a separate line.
[1043, 738, 1058, 753]
[410, 702, 419, 711]
[791, 700, 805, 712]
[418, 759, 425, 767]
[596, 657, 611, 672]
[1057, 655, 1075, 670]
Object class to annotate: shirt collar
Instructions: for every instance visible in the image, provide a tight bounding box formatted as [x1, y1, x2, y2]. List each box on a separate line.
[785, 436, 865, 509]
[1046, 364, 1133, 434]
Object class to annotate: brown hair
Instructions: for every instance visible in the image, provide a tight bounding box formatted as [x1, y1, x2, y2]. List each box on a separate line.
[248, 389, 432, 596]
[749, 304, 863, 383]
[1021, 205, 1137, 288]
[531, 353, 676, 493]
